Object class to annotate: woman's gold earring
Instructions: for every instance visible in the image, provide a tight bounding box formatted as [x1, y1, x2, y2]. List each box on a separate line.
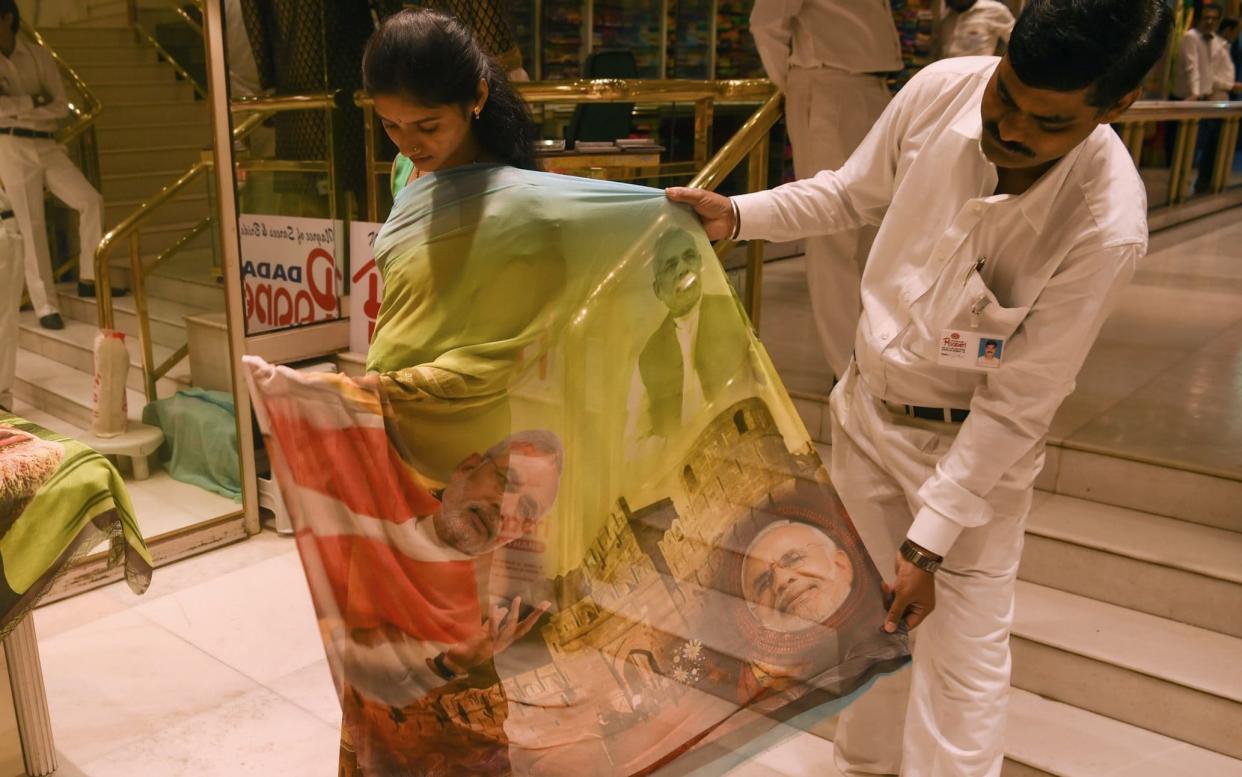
[473, 108, 481, 119]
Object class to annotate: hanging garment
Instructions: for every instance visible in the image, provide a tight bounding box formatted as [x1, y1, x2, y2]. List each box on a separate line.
[245, 165, 910, 776]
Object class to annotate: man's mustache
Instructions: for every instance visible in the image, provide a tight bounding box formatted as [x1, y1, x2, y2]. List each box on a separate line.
[984, 121, 1036, 158]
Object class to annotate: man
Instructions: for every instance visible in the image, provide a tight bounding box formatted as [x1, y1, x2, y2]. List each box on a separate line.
[668, 1, 1171, 774]
[935, 0, 1016, 60]
[0, 0, 115, 331]
[631, 229, 752, 440]
[742, 519, 855, 632]
[750, 0, 902, 385]
[0, 188, 19, 413]
[1173, 3, 1237, 193]
[976, 339, 1002, 367]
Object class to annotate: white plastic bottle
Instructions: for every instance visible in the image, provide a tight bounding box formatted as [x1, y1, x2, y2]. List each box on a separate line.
[91, 331, 130, 438]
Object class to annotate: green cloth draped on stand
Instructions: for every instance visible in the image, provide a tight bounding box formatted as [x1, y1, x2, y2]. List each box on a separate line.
[246, 164, 910, 776]
[0, 414, 152, 639]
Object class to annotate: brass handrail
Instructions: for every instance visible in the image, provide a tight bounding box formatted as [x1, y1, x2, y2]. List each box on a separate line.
[131, 20, 208, 99]
[1112, 99, 1242, 204]
[95, 95, 339, 400]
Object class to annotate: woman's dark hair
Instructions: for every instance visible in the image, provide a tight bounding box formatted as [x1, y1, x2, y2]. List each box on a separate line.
[1220, 17, 1240, 35]
[363, 9, 538, 171]
[1009, 0, 1173, 110]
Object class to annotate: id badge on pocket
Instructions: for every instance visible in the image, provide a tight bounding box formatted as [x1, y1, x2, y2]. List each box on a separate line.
[938, 329, 1006, 371]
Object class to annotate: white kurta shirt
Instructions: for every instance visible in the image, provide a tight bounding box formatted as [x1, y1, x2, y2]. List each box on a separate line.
[734, 57, 1147, 555]
[1208, 35, 1237, 100]
[0, 38, 69, 134]
[749, 0, 903, 89]
[936, 0, 1015, 59]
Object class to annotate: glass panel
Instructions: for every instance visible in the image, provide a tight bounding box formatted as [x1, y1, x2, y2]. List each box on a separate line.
[593, 0, 664, 78]
[542, 0, 585, 80]
[667, 0, 713, 79]
[715, 0, 764, 79]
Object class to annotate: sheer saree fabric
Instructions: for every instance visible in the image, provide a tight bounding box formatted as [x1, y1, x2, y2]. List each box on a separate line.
[245, 164, 909, 776]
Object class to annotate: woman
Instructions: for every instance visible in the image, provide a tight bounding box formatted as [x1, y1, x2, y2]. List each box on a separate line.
[362, 9, 559, 485]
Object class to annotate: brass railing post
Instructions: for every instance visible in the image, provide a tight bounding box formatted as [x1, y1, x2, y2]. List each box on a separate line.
[693, 97, 714, 171]
[128, 231, 158, 400]
[744, 131, 770, 327]
[1168, 118, 1193, 204]
[361, 98, 380, 222]
[1124, 121, 1145, 166]
[1211, 116, 1239, 194]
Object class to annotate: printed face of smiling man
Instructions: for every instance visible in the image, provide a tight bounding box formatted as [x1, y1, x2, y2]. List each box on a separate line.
[652, 230, 703, 319]
[741, 521, 855, 632]
[434, 431, 563, 557]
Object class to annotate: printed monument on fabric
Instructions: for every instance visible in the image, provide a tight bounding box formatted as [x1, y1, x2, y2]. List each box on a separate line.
[244, 165, 910, 776]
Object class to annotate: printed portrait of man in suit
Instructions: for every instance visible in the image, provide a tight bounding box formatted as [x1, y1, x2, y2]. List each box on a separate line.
[627, 229, 755, 443]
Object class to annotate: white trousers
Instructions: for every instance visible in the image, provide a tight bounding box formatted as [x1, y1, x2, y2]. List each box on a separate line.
[0, 216, 23, 410]
[784, 68, 891, 380]
[0, 136, 103, 318]
[828, 366, 1034, 777]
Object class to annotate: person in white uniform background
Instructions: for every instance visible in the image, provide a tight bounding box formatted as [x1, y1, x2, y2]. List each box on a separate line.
[935, 0, 1016, 60]
[0, 0, 116, 332]
[749, 0, 902, 386]
[668, 1, 1172, 774]
[1172, 3, 1238, 194]
[0, 185, 21, 413]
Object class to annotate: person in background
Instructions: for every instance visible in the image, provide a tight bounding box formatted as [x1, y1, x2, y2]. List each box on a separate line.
[0, 187, 20, 413]
[749, 0, 902, 388]
[934, 0, 1017, 59]
[0, 0, 118, 332]
[1174, 3, 1235, 194]
[668, 1, 1171, 773]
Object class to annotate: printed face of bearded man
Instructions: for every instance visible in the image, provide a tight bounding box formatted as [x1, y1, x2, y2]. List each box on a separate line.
[434, 430, 564, 556]
[741, 521, 855, 632]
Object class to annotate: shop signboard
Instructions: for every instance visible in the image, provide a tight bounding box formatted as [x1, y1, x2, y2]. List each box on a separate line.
[238, 214, 344, 334]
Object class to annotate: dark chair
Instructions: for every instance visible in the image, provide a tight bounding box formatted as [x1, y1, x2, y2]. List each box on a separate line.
[565, 50, 638, 148]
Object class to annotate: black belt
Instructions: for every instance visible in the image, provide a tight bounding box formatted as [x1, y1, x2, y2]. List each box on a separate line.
[886, 401, 970, 424]
[0, 210, 13, 220]
[0, 127, 53, 139]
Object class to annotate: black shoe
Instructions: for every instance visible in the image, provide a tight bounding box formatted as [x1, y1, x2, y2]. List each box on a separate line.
[39, 313, 65, 330]
[78, 281, 129, 298]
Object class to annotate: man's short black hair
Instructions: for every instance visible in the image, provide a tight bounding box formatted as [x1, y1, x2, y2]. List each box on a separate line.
[1009, 0, 1174, 110]
[0, 0, 18, 34]
[1221, 17, 1241, 35]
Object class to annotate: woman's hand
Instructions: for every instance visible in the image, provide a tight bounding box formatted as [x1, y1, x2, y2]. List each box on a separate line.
[433, 596, 551, 676]
[666, 187, 736, 241]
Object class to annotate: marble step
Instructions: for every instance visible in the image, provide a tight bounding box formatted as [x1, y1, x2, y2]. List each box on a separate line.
[105, 192, 211, 231]
[1020, 493, 1242, 638]
[97, 101, 209, 128]
[100, 145, 204, 177]
[1003, 688, 1242, 777]
[55, 282, 216, 350]
[1011, 581, 1242, 759]
[38, 42, 150, 68]
[16, 311, 189, 395]
[100, 168, 191, 202]
[104, 248, 225, 313]
[62, 61, 166, 84]
[36, 26, 134, 47]
[64, 15, 130, 29]
[96, 120, 211, 152]
[91, 80, 196, 105]
[1038, 444, 1242, 534]
[12, 350, 145, 431]
[782, 391, 1242, 534]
